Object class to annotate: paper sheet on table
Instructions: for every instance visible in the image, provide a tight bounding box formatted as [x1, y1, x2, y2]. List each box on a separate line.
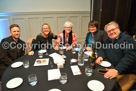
[70, 65, 82, 75]
[34, 58, 49, 66]
[49, 53, 66, 58]
[48, 69, 61, 81]
[49, 53, 61, 58]
[84, 51, 92, 56]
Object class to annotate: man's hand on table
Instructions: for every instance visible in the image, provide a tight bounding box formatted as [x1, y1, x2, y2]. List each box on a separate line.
[104, 69, 119, 79]
[96, 57, 118, 79]
[96, 57, 103, 64]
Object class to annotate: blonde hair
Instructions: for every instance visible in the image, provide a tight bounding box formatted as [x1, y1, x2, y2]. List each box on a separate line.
[42, 23, 52, 37]
[104, 21, 120, 32]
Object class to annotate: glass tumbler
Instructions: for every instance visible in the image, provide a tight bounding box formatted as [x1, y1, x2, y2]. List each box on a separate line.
[59, 73, 67, 84]
[38, 50, 43, 58]
[59, 48, 64, 55]
[28, 74, 38, 86]
[23, 59, 29, 68]
[85, 66, 93, 76]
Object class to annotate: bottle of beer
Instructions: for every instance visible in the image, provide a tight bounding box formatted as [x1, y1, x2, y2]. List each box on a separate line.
[89, 47, 96, 69]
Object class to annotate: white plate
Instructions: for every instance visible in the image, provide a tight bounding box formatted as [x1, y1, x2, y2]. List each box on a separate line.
[100, 61, 111, 67]
[49, 88, 61, 91]
[87, 80, 105, 91]
[39, 49, 47, 53]
[11, 62, 23, 68]
[6, 77, 23, 89]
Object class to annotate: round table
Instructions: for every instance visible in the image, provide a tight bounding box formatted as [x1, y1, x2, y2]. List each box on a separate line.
[2, 49, 121, 91]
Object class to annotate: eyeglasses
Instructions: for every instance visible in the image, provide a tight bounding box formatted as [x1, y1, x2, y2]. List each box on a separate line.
[106, 27, 118, 33]
[65, 27, 72, 29]
[89, 26, 96, 29]
[43, 28, 49, 30]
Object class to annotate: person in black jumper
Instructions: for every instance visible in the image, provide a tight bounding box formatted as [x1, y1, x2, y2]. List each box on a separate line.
[84, 21, 108, 51]
[0, 24, 25, 80]
[96, 21, 136, 91]
[28, 23, 57, 56]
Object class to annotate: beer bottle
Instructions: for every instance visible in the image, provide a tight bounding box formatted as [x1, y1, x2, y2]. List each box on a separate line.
[89, 47, 96, 69]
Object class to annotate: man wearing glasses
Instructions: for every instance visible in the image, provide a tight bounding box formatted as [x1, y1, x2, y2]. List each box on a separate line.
[96, 21, 136, 91]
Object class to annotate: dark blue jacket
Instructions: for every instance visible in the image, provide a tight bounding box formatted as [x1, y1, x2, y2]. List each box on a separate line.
[98, 32, 136, 74]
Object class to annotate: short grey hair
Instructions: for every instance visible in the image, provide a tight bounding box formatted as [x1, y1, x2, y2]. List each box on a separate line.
[104, 21, 120, 32]
[64, 21, 73, 27]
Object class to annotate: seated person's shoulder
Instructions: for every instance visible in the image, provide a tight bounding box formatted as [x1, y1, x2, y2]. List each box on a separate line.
[98, 30, 106, 33]
[37, 33, 42, 38]
[20, 39, 25, 44]
[72, 32, 77, 36]
[1, 36, 11, 43]
[122, 33, 133, 40]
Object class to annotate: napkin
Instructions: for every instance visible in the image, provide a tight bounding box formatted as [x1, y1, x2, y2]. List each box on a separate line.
[70, 65, 82, 75]
[70, 59, 78, 63]
[49, 53, 66, 64]
[34, 58, 49, 66]
[48, 69, 61, 81]
[53, 57, 65, 64]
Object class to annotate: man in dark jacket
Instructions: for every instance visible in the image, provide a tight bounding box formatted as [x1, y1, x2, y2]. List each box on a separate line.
[96, 21, 136, 91]
[0, 24, 25, 80]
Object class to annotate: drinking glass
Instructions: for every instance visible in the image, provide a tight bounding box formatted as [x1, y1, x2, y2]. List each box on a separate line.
[38, 50, 43, 58]
[72, 47, 76, 54]
[23, 59, 29, 68]
[59, 48, 64, 55]
[59, 73, 67, 84]
[83, 54, 89, 61]
[85, 66, 93, 76]
[78, 52, 84, 66]
[28, 74, 38, 86]
[45, 49, 48, 55]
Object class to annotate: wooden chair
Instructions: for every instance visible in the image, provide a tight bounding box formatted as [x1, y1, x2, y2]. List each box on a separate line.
[116, 74, 136, 91]
[26, 37, 36, 54]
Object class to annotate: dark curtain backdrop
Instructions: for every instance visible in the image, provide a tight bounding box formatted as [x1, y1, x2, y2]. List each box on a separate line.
[127, 0, 136, 36]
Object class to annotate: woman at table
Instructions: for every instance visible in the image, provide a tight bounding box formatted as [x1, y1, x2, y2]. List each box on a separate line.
[28, 23, 57, 55]
[84, 21, 108, 51]
[54, 21, 77, 51]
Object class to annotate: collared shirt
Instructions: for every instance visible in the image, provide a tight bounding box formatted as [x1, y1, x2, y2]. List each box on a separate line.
[0, 36, 25, 70]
